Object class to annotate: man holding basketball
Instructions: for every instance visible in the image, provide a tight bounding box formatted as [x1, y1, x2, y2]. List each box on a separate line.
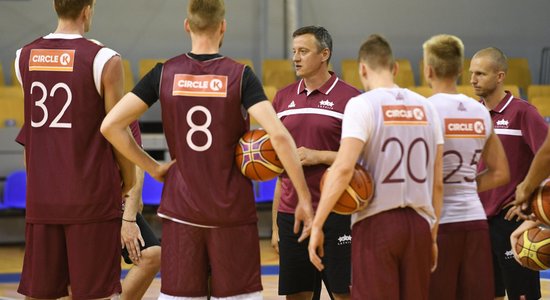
[471, 47, 547, 300]
[309, 34, 444, 299]
[422, 34, 510, 300]
[14, 0, 135, 298]
[271, 25, 360, 300]
[101, 0, 313, 299]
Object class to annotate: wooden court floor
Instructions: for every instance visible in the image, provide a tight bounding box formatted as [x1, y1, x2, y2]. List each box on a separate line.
[0, 239, 549, 299]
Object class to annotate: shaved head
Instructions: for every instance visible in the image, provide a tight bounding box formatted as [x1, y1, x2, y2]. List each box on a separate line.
[472, 47, 508, 73]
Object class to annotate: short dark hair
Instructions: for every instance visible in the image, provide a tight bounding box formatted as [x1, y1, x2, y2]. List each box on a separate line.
[293, 25, 333, 63]
[187, 0, 225, 33]
[54, 0, 94, 20]
[358, 34, 395, 71]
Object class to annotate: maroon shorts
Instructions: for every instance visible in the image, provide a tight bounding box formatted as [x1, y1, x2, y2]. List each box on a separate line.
[429, 220, 494, 300]
[160, 219, 262, 297]
[18, 219, 122, 300]
[351, 207, 432, 300]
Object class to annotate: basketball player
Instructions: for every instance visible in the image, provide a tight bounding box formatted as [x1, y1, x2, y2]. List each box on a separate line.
[423, 34, 510, 300]
[471, 47, 548, 300]
[515, 129, 550, 208]
[308, 34, 444, 299]
[271, 25, 360, 300]
[14, 0, 136, 299]
[101, 0, 313, 299]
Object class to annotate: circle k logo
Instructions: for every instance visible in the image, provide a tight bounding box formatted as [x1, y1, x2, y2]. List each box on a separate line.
[60, 53, 71, 66]
[474, 121, 485, 134]
[210, 79, 223, 91]
[413, 108, 425, 120]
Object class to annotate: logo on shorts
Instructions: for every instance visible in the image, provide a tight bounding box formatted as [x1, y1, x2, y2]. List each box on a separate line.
[172, 74, 228, 97]
[337, 234, 352, 246]
[504, 249, 514, 260]
[29, 49, 75, 72]
[382, 105, 428, 126]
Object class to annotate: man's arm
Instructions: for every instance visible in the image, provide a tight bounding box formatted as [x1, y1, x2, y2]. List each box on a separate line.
[477, 132, 510, 193]
[296, 147, 337, 166]
[431, 144, 443, 272]
[271, 178, 281, 253]
[102, 55, 136, 194]
[121, 167, 145, 263]
[515, 130, 550, 206]
[101, 93, 173, 181]
[248, 101, 313, 240]
[308, 137, 365, 271]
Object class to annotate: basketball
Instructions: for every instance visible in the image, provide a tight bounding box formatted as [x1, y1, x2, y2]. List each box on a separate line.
[235, 129, 284, 181]
[515, 225, 550, 271]
[320, 164, 374, 215]
[531, 179, 550, 226]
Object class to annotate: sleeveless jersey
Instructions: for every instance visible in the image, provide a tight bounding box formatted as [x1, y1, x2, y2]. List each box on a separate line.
[16, 34, 122, 224]
[157, 54, 256, 227]
[342, 87, 444, 227]
[429, 93, 492, 224]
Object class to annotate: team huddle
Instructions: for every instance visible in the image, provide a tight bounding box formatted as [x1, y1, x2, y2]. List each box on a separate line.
[13, 0, 550, 299]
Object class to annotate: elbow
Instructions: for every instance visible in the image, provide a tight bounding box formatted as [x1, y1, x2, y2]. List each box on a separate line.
[100, 117, 114, 141]
[498, 167, 511, 187]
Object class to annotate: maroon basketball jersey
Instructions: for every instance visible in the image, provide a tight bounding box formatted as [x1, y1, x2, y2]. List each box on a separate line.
[16, 36, 122, 224]
[157, 54, 256, 227]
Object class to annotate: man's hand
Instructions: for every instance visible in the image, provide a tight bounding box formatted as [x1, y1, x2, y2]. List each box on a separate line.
[294, 200, 314, 242]
[308, 226, 325, 271]
[271, 227, 280, 254]
[297, 147, 319, 166]
[121, 220, 145, 264]
[151, 160, 176, 182]
[431, 242, 438, 272]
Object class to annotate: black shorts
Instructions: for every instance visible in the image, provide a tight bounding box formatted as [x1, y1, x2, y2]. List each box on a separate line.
[489, 207, 540, 299]
[277, 212, 351, 296]
[122, 213, 161, 264]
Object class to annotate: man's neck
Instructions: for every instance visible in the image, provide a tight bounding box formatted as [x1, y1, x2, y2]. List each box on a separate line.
[368, 71, 396, 90]
[54, 19, 84, 35]
[483, 87, 507, 110]
[430, 78, 458, 95]
[302, 69, 331, 92]
[190, 35, 221, 55]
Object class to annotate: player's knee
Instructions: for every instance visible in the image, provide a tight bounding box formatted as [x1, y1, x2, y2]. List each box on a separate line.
[140, 245, 161, 269]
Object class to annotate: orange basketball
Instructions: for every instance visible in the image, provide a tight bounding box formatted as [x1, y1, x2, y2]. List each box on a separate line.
[515, 225, 550, 271]
[235, 129, 284, 181]
[531, 179, 550, 226]
[320, 164, 374, 215]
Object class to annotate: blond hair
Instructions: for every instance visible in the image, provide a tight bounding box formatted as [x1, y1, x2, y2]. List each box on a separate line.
[358, 34, 395, 72]
[187, 0, 225, 33]
[423, 34, 464, 79]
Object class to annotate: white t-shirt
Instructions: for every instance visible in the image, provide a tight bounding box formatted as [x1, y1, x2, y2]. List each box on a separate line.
[429, 93, 492, 224]
[342, 87, 444, 227]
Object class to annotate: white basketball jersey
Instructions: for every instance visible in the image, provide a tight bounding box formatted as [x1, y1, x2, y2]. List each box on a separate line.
[342, 87, 444, 227]
[429, 93, 492, 224]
